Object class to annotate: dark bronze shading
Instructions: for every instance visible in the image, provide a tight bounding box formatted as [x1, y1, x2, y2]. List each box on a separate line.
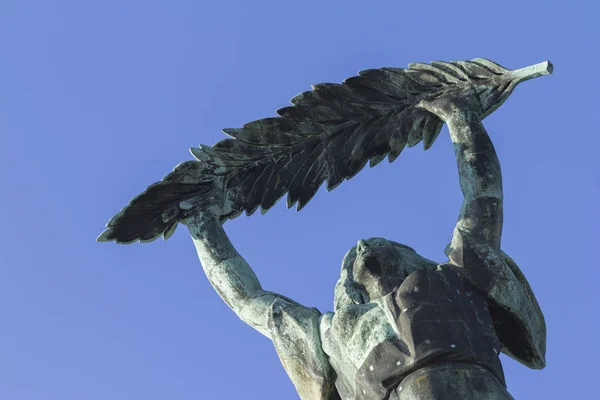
[98, 58, 552, 400]
[98, 59, 551, 245]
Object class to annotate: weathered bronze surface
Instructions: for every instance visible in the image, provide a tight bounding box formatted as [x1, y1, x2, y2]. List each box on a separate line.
[99, 59, 551, 399]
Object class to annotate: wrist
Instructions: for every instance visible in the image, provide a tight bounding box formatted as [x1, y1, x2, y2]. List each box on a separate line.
[187, 212, 222, 240]
[189, 214, 237, 262]
[446, 110, 482, 130]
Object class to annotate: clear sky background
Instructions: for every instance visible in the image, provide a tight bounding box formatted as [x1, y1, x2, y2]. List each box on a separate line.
[1, 1, 598, 399]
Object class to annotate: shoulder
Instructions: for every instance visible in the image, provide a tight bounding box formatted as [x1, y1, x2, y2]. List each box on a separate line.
[267, 296, 324, 356]
[268, 295, 321, 326]
[267, 300, 338, 399]
[320, 311, 334, 334]
[446, 233, 547, 369]
[399, 265, 455, 293]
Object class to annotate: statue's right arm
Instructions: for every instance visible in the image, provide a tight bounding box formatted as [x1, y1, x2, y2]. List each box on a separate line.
[187, 213, 293, 339]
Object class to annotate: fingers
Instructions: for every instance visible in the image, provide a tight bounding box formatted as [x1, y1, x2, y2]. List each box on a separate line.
[416, 97, 454, 122]
[417, 85, 483, 123]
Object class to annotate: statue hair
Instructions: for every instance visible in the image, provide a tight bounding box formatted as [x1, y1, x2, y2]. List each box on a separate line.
[333, 240, 438, 311]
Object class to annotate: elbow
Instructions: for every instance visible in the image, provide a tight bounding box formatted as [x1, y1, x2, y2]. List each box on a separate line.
[463, 190, 503, 206]
[461, 196, 503, 222]
[457, 149, 503, 201]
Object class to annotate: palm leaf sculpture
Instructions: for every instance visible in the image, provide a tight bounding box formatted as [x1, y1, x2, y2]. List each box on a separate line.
[98, 58, 551, 244]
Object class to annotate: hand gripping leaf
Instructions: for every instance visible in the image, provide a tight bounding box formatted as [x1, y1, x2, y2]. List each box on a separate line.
[98, 59, 552, 244]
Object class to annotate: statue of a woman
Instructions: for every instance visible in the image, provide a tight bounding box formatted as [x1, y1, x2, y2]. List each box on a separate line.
[184, 87, 546, 399]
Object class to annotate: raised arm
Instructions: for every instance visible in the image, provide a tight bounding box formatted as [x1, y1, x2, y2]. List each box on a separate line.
[187, 212, 299, 338]
[418, 90, 503, 253]
[447, 110, 503, 251]
[417, 90, 506, 291]
[417, 79, 548, 369]
[416, 60, 553, 254]
[188, 212, 340, 398]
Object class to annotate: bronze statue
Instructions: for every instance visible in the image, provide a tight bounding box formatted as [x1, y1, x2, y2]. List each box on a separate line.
[99, 58, 551, 399]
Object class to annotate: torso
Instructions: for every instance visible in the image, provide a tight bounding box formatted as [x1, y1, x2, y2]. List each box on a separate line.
[320, 264, 505, 400]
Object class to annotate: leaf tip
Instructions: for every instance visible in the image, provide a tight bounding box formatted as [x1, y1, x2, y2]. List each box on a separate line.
[387, 152, 400, 163]
[162, 222, 178, 241]
[326, 178, 343, 192]
[369, 154, 386, 168]
[286, 195, 297, 210]
[189, 147, 202, 160]
[96, 229, 114, 242]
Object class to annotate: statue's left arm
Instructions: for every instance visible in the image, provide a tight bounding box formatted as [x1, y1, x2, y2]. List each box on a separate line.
[417, 91, 504, 253]
[188, 214, 340, 399]
[445, 110, 503, 252]
[188, 213, 285, 338]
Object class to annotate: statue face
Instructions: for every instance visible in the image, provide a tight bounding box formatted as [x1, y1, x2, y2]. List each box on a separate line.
[352, 238, 409, 300]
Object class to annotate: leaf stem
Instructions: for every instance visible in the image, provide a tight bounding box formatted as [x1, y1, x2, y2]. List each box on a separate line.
[511, 61, 554, 83]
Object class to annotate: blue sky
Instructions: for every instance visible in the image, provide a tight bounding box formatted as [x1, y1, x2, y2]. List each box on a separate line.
[1, 0, 598, 399]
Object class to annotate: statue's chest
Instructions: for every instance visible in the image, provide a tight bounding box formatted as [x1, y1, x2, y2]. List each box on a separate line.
[322, 300, 402, 371]
[320, 268, 503, 399]
[321, 300, 410, 399]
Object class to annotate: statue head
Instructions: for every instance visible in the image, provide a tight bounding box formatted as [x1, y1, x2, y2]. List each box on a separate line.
[333, 238, 437, 310]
